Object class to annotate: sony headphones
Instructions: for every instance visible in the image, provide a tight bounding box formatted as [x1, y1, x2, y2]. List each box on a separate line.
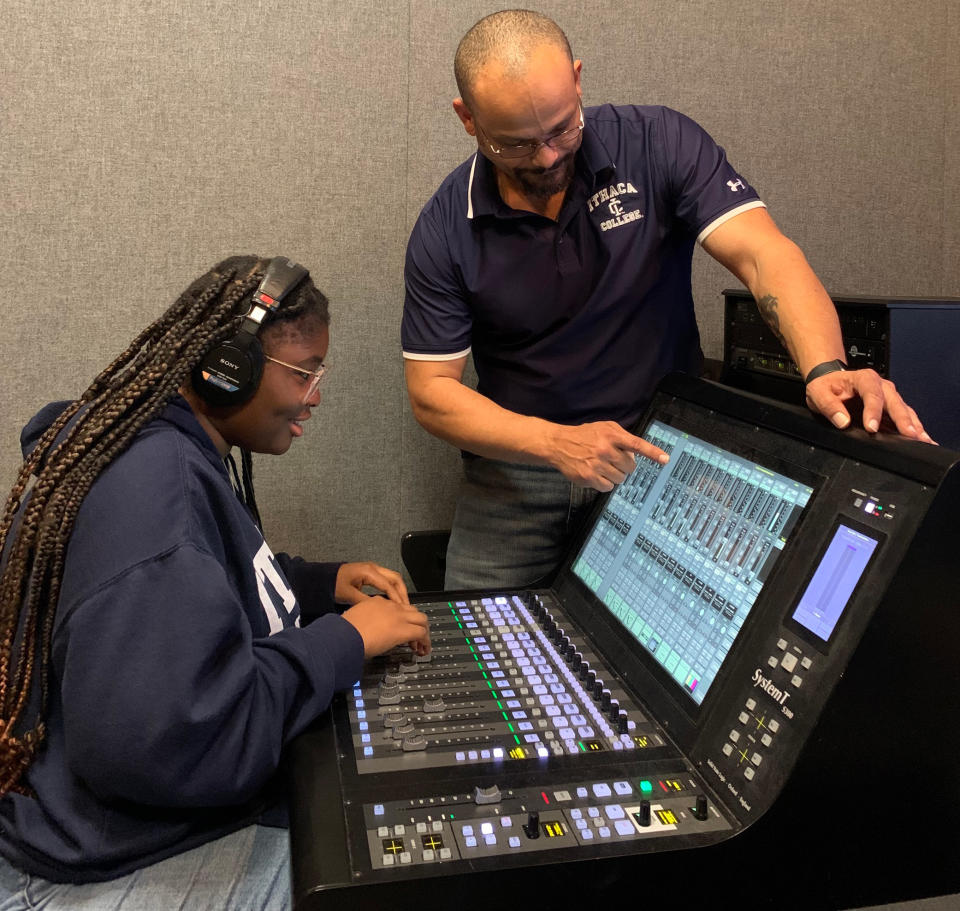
[192, 257, 309, 407]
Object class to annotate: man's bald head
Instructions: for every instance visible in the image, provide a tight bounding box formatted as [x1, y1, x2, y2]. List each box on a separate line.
[454, 10, 573, 109]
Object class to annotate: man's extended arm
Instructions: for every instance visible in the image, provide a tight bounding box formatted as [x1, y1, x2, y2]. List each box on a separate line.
[404, 356, 668, 491]
[702, 207, 932, 441]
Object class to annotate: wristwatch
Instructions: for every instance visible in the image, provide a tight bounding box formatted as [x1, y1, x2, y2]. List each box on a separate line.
[804, 359, 848, 384]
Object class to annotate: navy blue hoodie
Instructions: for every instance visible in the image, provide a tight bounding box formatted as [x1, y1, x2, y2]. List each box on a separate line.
[0, 397, 364, 882]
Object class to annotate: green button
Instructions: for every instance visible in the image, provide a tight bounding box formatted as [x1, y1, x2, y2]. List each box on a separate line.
[640, 780, 654, 794]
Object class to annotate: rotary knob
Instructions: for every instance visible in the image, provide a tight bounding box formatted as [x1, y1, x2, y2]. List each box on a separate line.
[523, 811, 540, 839]
[638, 800, 651, 827]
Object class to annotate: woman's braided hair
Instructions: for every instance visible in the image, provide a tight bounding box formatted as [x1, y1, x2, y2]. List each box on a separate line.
[0, 255, 328, 797]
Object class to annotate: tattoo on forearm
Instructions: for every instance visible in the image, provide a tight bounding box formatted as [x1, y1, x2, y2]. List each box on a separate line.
[757, 294, 788, 348]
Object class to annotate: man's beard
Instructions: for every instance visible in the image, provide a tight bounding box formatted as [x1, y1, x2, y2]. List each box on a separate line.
[513, 152, 576, 199]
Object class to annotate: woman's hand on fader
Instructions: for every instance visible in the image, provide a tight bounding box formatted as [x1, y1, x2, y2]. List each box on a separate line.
[341, 597, 431, 659]
[335, 561, 409, 605]
[335, 562, 429, 657]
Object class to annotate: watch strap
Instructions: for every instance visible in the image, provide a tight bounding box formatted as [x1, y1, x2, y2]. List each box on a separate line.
[804, 359, 849, 384]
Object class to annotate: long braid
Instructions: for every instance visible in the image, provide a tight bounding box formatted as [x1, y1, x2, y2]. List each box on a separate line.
[0, 258, 277, 796]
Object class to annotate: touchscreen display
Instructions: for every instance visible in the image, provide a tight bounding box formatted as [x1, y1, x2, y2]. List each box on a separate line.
[572, 420, 814, 705]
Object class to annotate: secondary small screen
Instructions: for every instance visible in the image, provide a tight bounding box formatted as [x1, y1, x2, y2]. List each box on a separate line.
[790, 524, 878, 643]
[572, 420, 814, 706]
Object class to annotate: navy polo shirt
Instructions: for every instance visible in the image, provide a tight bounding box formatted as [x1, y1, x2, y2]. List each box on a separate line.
[402, 104, 764, 428]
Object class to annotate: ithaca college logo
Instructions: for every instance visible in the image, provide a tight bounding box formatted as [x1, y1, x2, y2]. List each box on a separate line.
[587, 181, 644, 232]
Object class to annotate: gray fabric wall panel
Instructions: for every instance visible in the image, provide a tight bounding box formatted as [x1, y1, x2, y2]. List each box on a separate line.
[0, 1, 410, 569]
[945, 3, 960, 295]
[2, 1, 956, 584]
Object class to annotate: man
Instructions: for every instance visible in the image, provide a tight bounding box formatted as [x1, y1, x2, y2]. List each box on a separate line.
[402, 10, 930, 590]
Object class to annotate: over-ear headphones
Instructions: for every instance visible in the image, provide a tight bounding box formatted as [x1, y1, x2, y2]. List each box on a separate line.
[192, 257, 309, 407]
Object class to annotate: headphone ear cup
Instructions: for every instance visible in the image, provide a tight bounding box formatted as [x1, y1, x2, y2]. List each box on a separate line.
[191, 336, 264, 407]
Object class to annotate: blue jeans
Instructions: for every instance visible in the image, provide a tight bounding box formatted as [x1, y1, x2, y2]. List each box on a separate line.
[0, 825, 289, 911]
[444, 457, 599, 590]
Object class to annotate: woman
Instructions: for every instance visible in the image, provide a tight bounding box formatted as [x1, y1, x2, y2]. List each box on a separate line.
[0, 255, 429, 908]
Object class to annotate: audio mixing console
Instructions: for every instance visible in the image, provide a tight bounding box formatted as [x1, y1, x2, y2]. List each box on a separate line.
[289, 375, 960, 910]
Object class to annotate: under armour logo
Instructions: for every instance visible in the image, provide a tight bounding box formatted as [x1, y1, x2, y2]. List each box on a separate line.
[727, 179, 746, 192]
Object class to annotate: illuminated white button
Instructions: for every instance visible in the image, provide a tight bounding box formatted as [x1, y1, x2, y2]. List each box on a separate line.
[400, 852, 412, 864]
[570, 808, 583, 819]
[493, 748, 504, 759]
[729, 730, 740, 742]
[382, 854, 395, 866]
[468, 751, 478, 760]
[501, 816, 513, 827]
[461, 825, 474, 836]
[432, 821, 443, 833]
[455, 752, 465, 761]
[761, 733, 772, 747]
[575, 818, 588, 830]
[598, 827, 611, 839]
[377, 826, 389, 837]
[393, 825, 405, 836]
[614, 781, 632, 795]
[465, 836, 477, 848]
[440, 848, 452, 860]
[791, 675, 802, 688]
[615, 820, 635, 836]
[768, 719, 780, 733]
[582, 829, 594, 840]
[416, 822, 427, 834]
[577, 787, 589, 798]
[592, 783, 613, 798]
[605, 805, 625, 820]
[745, 698, 757, 711]
[559, 727, 575, 740]
[508, 836, 521, 848]
[480, 823, 493, 836]
[374, 804, 385, 816]
[722, 743, 734, 756]
[422, 849, 435, 862]
[588, 807, 601, 818]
